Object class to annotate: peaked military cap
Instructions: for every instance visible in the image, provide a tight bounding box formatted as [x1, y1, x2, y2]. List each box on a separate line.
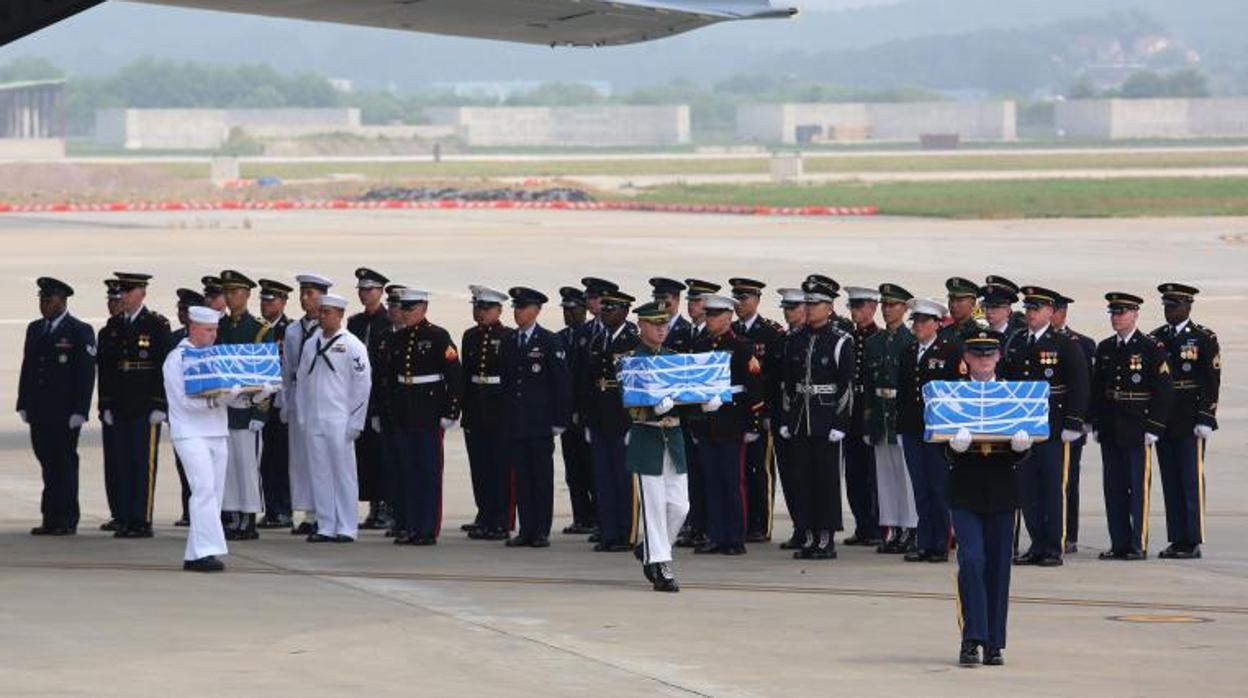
[104, 278, 122, 300]
[909, 297, 948, 319]
[1020, 286, 1060, 308]
[801, 279, 839, 303]
[804, 274, 841, 294]
[649, 277, 687, 297]
[776, 287, 806, 308]
[684, 278, 721, 298]
[1105, 292, 1143, 311]
[355, 267, 389, 289]
[964, 329, 1004, 355]
[729, 277, 766, 297]
[559, 286, 586, 308]
[599, 289, 635, 308]
[633, 301, 669, 324]
[201, 275, 224, 296]
[1158, 283, 1199, 305]
[176, 288, 205, 307]
[509, 286, 549, 306]
[258, 278, 293, 300]
[468, 285, 508, 306]
[295, 273, 333, 292]
[878, 283, 914, 304]
[37, 277, 73, 298]
[945, 277, 980, 299]
[219, 269, 256, 290]
[581, 277, 619, 297]
[115, 272, 153, 290]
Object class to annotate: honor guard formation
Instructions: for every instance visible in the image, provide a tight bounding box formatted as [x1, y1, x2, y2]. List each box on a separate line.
[18, 270, 1221, 665]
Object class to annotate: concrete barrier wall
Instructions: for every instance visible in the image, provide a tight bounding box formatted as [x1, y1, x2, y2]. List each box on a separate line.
[94, 108, 364, 149]
[737, 101, 1016, 144]
[1057, 99, 1248, 140]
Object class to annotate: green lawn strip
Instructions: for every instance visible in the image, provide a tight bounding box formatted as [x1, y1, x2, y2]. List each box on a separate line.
[631, 178, 1248, 218]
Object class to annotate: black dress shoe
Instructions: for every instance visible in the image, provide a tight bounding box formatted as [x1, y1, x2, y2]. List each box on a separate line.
[1036, 556, 1063, 567]
[479, 528, 509, 541]
[183, 556, 225, 573]
[409, 537, 437, 546]
[984, 647, 1004, 666]
[49, 527, 75, 536]
[652, 563, 679, 593]
[720, 544, 747, 556]
[904, 550, 930, 562]
[530, 536, 550, 548]
[1064, 542, 1078, 555]
[173, 515, 190, 527]
[333, 535, 354, 543]
[779, 534, 806, 550]
[563, 523, 595, 535]
[505, 536, 532, 548]
[1173, 545, 1202, 559]
[745, 531, 769, 543]
[633, 544, 644, 561]
[113, 528, 134, 539]
[643, 562, 657, 583]
[1158, 544, 1180, 559]
[592, 541, 611, 552]
[293, 521, 316, 536]
[607, 542, 634, 552]
[30, 525, 54, 536]
[256, 516, 284, 529]
[927, 552, 949, 563]
[1123, 550, 1147, 561]
[693, 543, 722, 555]
[460, 522, 479, 532]
[1013, 553, 1039, 566]
[99, 519, 117, 532]
[674, 535, 697, 548]
[393, 532, 412, 545]
[959, 640, 981, 666]
[587, 532, 601, 543]
[307, 533, 334, 543]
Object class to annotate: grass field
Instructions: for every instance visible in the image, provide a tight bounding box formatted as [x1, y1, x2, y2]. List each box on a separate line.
[210, 149, 1248, 181]
[632, 178, 1248, 218]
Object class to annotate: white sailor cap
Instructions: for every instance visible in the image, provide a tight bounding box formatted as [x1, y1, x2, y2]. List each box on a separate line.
[188, 306, 220, 325]
[845, 286, 881, 303]
[776, 288, 806, 307]
[320, 293, 348, 310]
[908, 297, 948, 319]
[398, 288, 430, 304]
[701, 294, 737, 312]
[468, 284, 508, 305]
[295, 273, 333, 291]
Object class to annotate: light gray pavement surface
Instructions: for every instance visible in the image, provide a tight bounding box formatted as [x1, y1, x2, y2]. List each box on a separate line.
[0, 210, 1245, 696]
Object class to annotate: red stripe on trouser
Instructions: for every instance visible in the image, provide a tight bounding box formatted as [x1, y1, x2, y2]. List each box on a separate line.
[738, 443, 748, 526]
[434, 429, 445, 539]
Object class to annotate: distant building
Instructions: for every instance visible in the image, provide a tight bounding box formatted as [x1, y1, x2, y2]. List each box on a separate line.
[93, 108, 362, 150]
[431, 80, 612, 101]
[0, 79, 66, 157]
[736, 101, 1017, 144]
[423, 105, 689, 147]
[1056, 98, 1248, 140]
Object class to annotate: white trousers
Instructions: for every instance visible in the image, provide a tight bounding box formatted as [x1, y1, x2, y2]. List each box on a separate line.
[289, 420, 315, 514]
[638, 450, 690, 564]
[875, 441, 918, 528]
[307, 428, 359, 539]
[174, 436, 229, 561]
[222, 429, 263, 512]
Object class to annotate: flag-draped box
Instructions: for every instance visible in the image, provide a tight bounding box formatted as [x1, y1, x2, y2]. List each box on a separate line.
[183, 344, 282, 397]
[922, 380, 1050, 442]
[619, 351, 735, 408]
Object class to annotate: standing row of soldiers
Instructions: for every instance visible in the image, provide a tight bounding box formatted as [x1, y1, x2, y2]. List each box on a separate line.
[20, 270, 1220, 567]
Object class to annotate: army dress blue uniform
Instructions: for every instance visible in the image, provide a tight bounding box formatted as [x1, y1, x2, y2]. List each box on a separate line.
[844, 316, 881, 545]
[1001, 287, 1090, 564]
[1149, 284, 1221, 557]
[896, 315, 963, 561]
[779, 298, 854, 559]
[460, 304, 514, 537]
[557, 293, 595, 533]
[1090, 293, 1174, 559]
[1054, 300, 1096, 550]
[348, 299, 394, 523]
[380, 301, 463, 545]
[97, 274, 172, 537]
[500, 289, 572, 546]
[259, 309, 293, 525]
[18, 279, 96, 534]
[731, 304, 783, 542]
[579, 307, 640, 551]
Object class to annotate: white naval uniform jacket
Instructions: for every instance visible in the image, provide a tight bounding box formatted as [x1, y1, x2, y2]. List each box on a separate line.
[295, 327, 371, 436]
[280, 316, 319, 419]
[162, 339, 230, 441]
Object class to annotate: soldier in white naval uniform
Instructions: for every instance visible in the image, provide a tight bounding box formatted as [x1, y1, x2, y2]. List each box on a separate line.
[283, 273, 333, 535]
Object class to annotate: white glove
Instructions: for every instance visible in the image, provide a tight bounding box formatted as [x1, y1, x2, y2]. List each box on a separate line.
[1082, 423, 1093, 435]
[744, 432, 760, 444]
[370, 416, 382, 434]
[1061, 429, 1082, 443]
[1144, 432, 1159, 447]
[347, 428, 362, 441]
[248, 419, 265, 432]
[259, 382, 280, 397]
[227, 385, 244, 399]
[571, 412, 580, 426]
[950, 427, 972, 453]
[552, 426, 566, 437]
[148, 410, 167, 426]
[102, 409, 114, 426]
[1090, 431, 1098, 443]
[279, 409, 289, 424]
[828, 428, 846, 443]
[624, 431, 631, 446]
[1194, 425, 1214, 439]
[862, 435, 872, 446]
[584, 428, 593, 444]
[779, 425, 791, 440]
[761, 418, 771, 431]
[439, 418, 458, 431]
[655, 396, 675, 416]
[68, 414, 86, 430]
[17, 410, 28, 424]
[1011, 429, 1032, 453]
[702, 395, 723, 413]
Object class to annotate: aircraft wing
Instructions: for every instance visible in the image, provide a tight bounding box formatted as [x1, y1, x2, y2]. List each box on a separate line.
[134, 0, 797, 46]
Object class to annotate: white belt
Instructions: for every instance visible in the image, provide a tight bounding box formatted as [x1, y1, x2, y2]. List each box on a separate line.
[470, 375, 502, 385]
[397, 373, 444, 385]
[875, 388, 897, 398]
[795, 383, 839, 395]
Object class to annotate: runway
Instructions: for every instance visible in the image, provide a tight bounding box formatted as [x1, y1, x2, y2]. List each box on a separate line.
[0, 209, 1245, 696]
